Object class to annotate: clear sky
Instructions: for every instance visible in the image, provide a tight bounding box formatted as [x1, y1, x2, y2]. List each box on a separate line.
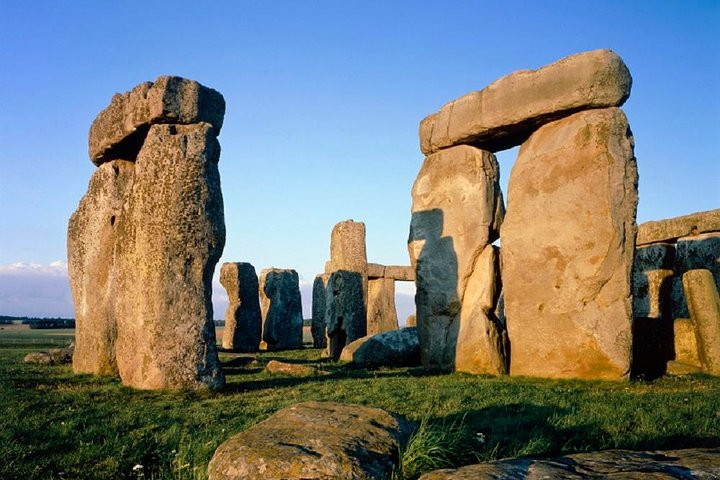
[0, 1, 718, 319]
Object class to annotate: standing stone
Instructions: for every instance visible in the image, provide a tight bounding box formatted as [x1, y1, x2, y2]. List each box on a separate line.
[366, 278, 399, 336]
[632, 243, 675, 319]
[419, 49, 632, 154]
[220, 262, 261, 352]
[501, 107, 638, 380]
[327, 220, 369, 302]
[311, 274, 329, 348]
[683, 269, 720, 375]
[325, 269, 367, 359]
[408, 145, 504, 370]
[68, 160, 134, 376]
[259, 268, 303, 350]
[673, 318, 700, 368]
[114, 123, 225, 390]
[671, 233, 720, 319]
[455, 245, 509, 375]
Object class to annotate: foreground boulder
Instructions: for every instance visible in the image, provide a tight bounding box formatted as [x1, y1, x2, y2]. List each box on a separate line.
[340, 327, 420, 367]
[259, 268, 304, 350]
[419, 49, 631, 154]
[501, 108, 638, 379]
[418, 447, 720, 479]
[220, 262, 261, 352]
[208, 402, 413, 480]
[24, 344, 74, 365]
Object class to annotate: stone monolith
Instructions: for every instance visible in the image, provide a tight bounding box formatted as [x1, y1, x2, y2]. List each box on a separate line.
[683, 269, 720, 375]
[366, 278, 399, 336]
[408, 145, 505, 370]
[501, 107, 638, 380]
[114, 123, 225, 390]
[259, 268, 304, 350]
[671, 232, 720, 319]
[220, 262, 261, 352]
[311, 274, 329, 348]
[325, 269, 367, 359]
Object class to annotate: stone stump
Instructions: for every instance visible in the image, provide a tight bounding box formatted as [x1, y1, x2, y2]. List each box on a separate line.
[259, 268, 303, 350]
[220, 262, 261, 352]
[408, 145, 505, 371]
[366, 278, 399, 336]
[501, 107, 637, 379]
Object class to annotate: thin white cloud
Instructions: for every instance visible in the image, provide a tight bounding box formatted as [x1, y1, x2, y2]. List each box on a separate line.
[0, 261, 73, 318]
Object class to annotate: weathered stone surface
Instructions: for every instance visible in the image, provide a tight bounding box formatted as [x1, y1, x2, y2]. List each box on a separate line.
[25, 344, 74, 365]
[265, 360, 323, 377]
[340, 327, 420, 367]
[683, 269, 720, 375]
[455, 245, 509, 375]
[327, 220, 368, 299]
[114, 123, 225, 390]
[671, 232, 720, 319]
[311, 274, 329, 348]
[220, 262, 261, 352]
[325, 269, 367, 359]
[674, 318, 700, 367]
[208, 402, 413, 480]
[89, 76, 225, 165]
[501, 107, 637, 380]
[367, 263, 386, 278]
[367, 277, 399, 335]
[667, 360, 703, 375]
[385, 265, 416, 281]
[637, 209, 720, 246]
[409, 145, 504, 370]
[632, 243, 674, 319]
[419, 49, 631, 154]
[259, 268, 304, 351]
[418, 447, 720, 479]
[68, 160, 134, 376]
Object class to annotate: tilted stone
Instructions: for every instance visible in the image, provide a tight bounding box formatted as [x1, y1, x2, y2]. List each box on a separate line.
[68, 160, 134, 376]
[682, 269, 720, 375]
[208, 402, 413, 480]
[637, 209, 720, 246]
[259, 268, 304, 351]
[366, 277, 399, 336]
[419, 49, 631, 154]
[340, 327, 420, 367]
[670, 232, 720, 319]
[311, 274, 328, 348]
[632, 243, 675, 319]
[113, 123, 225, 390]
[89, 76, 225, 165]
[501, 107, 637, 380]
[409, 145, 504, 370]
[220, 262, 261, 352]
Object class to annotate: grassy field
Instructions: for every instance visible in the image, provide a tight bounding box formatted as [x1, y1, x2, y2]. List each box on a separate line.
[1, 331, 719, 480]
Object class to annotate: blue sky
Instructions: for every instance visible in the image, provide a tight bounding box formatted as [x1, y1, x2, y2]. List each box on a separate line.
[0, 1, 718, 318]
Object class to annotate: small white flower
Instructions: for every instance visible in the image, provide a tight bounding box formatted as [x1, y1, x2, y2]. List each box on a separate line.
[476, 432, 486, 443]
[132, 464, 144, 471]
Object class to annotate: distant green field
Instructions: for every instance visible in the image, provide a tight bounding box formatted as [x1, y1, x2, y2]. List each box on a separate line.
[0, 327, 75, 347]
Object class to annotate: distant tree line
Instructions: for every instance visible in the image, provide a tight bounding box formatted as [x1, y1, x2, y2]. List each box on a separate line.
[0, 315, 75, 329]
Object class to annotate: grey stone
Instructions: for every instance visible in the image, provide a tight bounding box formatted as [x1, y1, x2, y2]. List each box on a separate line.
[671, 232, 720, 319]
[340, 327, 420, 367]
[325, 269, 367, 359]
[220, 262, 261, 352]
[259, 268, 304, 351]
[366, 277, 399, 336]
[632, 243, 675, 319]
[419, 49, 632, 154]
[501, 108, 637, 380]
[637, 209, 720, 246]
[311, 274, 329, 348]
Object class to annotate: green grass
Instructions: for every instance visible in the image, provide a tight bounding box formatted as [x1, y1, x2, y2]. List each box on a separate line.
[1, 333, 719, 480]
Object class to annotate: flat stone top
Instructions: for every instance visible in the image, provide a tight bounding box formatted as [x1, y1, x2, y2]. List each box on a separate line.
[89, 75, 225, 165]
[419, 49, 631, 154]
[637, 209, 720, 245]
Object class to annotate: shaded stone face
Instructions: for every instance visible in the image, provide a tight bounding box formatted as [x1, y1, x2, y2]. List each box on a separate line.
[408, 145, 505, 371]
[207, 402, 413, 480]
[89, 76, 225, 165]
[501, 107, 638, 380]
[671, 233, 720, 319]
[259, 268, 303, 351]
[220, 262, 261, 352]
[366, 277, 398, 336]
[311, 274, 329, 348]
[419, 49, 632, 154]
[113, 123, 225, 390]
[340, 327, 420, 367]
[632, 243, 675, 319]
[68, 160, 134, 376]
[682, 269, 720, 375]
[325, 269, 367, 359]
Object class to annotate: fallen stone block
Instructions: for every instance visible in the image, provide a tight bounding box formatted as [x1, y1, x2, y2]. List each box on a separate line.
[340, 327, 420, 367]
[265, 360, 324, 377]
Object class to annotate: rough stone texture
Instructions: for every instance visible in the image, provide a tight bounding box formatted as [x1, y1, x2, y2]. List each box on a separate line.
[265, 360, 324, 377]
[409, 145, 504, 370]
[667, 360, 703, 375]
[674, 318, 700, 367]
[325, 269, 367, 359]
[327, 220, 368, 301]
[637, 208, 720, 246]
[208, 402, 413, 480]
[367, 263, 386, 278]
[311, 274, 329, 348]
[419, 49, 631, 154]
[683, 269, 720, 375]
[501, 108, 637, 380]
[340, 327, 421, 367]
[25, 344, 74, 365]
[113, 123, 225, 390]
[68, 160, 134, 376]
[671, 233, 720, 319]
[632, 243, 675, 319]
[89, 76, 225, 165]
[418, 447, 720, 480]
[259, 268, 304, 351]
[385, 265, 416, 281]
[455, 245, 509, 375]
[220, 262, 261, 352]
[367, 277, 399, 336]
